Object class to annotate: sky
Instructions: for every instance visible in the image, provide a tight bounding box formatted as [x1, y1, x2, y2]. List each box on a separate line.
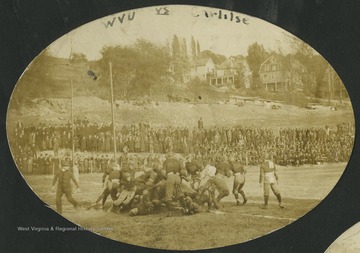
[48, 5, 300, 60]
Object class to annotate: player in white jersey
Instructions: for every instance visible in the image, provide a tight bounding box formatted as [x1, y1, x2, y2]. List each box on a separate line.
[259, 156, 284, 209]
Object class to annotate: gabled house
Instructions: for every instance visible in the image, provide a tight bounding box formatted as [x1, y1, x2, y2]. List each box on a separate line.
[190, 57, 216, 81]
[210, 57, 252, 88]
[259, 55, 307, 92]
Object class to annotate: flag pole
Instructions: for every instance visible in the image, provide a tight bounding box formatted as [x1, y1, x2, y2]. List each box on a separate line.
[109, 62, 117, 160]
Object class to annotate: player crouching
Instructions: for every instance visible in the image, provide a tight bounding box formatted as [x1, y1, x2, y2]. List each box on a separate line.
[108, 170, 136, 213]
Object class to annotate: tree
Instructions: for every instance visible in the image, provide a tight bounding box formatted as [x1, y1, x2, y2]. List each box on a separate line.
[171, 35, 189, 82]
[98, 45, 137, 99]
[246, 42, 270, 90]
[171, 35, 181, 81]
[97, 39, 170, 99]
[10, 49, 60, 109]
[181, 37, 189, 63]
[288, 36, 316, 58]
[181, 37, 190, 75]
[70, 53, 87, 64]
[191, 36, 197, 60]
[198, 50, 227, 65]
[234, 63, 246, 89]
[133, 39, 170, 97]
[196, 40, 201, 56]
[246, 42, 269, 74]
[286, 35, 329, 98]
[302, 72, 317, 97]
[172, 35, 181, 58]
[165, 38, 172, 56]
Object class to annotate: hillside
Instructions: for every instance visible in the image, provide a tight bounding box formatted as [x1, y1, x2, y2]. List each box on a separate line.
[7, 96, 354, 131]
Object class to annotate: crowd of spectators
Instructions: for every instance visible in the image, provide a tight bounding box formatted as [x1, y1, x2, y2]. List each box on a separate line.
[10, 118, 354, 174]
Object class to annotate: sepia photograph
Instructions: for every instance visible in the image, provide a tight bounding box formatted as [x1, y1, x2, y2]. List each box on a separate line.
[4, 4, 356, 251]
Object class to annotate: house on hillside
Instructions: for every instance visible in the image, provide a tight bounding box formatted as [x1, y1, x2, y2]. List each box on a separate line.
[190, 57, 216, 81]
[210, 57, 252, 88]
[259, 55, 307, 92]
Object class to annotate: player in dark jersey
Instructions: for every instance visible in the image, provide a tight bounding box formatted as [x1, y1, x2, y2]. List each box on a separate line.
[229, 156, 247, 206]
[212, 155, 232, 208]
[51, 154, 80, 214]
[185, 154, 203, 191]
[89, 160, 121, 209]
[163, 152, 188, 215]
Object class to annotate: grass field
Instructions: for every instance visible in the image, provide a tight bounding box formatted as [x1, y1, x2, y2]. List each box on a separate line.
[24, 163, 347, 250]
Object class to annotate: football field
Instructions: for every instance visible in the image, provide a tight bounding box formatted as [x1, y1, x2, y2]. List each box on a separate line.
[24, 163, 347, 250]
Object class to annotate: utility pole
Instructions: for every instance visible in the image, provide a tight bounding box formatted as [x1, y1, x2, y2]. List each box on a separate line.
[339, 77, 343, 103]
[68, 32, 76, 170]
[289, 56, 293, 105]
[71, 79, 75, 168]
[109, 62, 117, 159]
[327, 66, 331, 105]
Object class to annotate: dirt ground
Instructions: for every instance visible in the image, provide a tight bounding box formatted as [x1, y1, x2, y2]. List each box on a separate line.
[24, 163, 347, 250]
[7, 96, 354, 130]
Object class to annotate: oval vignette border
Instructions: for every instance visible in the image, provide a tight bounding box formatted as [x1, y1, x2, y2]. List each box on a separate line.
[2, 2, 358, 252]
